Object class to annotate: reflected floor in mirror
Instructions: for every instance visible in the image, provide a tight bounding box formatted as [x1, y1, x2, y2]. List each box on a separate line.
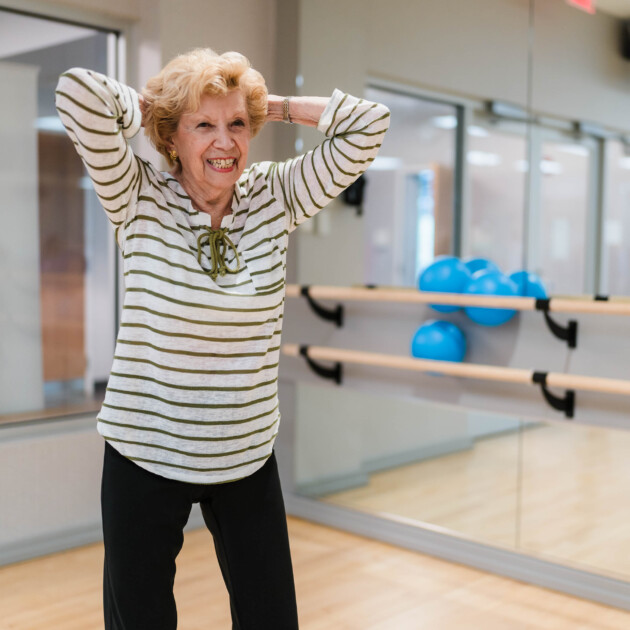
[1, 517, 629, 630]
[322, 423, 630, 579]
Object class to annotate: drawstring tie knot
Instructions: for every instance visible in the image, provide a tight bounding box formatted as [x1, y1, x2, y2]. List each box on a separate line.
[196, 227, 242, 280]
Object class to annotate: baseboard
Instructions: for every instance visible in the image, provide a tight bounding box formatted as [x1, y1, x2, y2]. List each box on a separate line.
[363, 437, 473, 474]
[0, 522, 104, 567]
[295, 470, 369, 498]
[0, 507, 207, 568]
[284, 495, 630, 612]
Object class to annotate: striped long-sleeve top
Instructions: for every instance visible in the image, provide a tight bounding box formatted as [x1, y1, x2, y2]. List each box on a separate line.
[55, 68, 390, 484]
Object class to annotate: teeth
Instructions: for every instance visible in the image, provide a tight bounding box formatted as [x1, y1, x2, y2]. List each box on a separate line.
[209, 158, 235, 169]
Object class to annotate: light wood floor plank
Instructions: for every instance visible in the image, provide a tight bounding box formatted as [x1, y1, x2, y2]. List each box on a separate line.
[1, 517, 628, 629]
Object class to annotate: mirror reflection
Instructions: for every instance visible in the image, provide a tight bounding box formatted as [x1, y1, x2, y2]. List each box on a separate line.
[291, 0, 630, 583]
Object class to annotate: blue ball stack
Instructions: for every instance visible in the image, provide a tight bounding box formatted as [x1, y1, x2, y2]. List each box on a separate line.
[509, 270, 548, 299]
[463, 270, 519, 326]
[412, 258, 549, 363]
[463, 257, 500, 276]
[410, 320, 466, 362]
[418, 255, 472, 313]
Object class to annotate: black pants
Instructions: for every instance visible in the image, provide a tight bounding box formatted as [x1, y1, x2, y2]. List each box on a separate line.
[101, 442, 299, 630]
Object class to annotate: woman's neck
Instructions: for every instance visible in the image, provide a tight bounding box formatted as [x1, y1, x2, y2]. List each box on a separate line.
[173, 169, 234, 229]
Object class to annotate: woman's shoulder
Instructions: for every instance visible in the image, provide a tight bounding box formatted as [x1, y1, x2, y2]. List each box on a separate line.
[132, 157, 187, 205]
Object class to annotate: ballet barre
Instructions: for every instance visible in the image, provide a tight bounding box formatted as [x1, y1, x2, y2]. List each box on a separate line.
[286, 284, 630, 348]
[281, 344, 630, 418]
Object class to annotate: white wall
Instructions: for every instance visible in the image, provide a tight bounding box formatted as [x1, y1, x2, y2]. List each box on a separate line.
[532, 0, 630, 131]
[0, 418, 103, 564]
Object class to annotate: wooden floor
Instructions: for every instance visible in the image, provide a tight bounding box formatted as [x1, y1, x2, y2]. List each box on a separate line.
[1, 517, 629, 629]
[323, 422, 630, 579]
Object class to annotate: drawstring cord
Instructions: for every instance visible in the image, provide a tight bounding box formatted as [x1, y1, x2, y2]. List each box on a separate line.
[196, 227, 242, 280]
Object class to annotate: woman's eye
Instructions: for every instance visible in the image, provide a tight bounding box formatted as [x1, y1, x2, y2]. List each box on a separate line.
[197, 122, 212, 128]
[233, 119, 245, 127]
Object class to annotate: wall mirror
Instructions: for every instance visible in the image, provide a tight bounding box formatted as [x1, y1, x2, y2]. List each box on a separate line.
[287, 0, 630, 587]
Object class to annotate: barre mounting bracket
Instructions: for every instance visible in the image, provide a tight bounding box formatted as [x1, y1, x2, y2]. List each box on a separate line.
[299, 345, 343, 385]
[535, 299, 578, 349]
[300, 286, 344, 327]
[532, 371, 575, 418]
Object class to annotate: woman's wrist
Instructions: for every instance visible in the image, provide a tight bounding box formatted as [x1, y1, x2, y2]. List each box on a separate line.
[266, 95, 330, 128]
[266, 95, 285, 122]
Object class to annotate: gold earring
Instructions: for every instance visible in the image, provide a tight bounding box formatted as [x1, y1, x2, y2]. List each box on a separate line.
[169, 149, 178, 161]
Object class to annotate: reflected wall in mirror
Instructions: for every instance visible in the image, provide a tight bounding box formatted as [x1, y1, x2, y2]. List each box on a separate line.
[288, 0, 630, 587]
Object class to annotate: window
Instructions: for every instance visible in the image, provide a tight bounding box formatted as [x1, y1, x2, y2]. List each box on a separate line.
[0, 9, 120, 422]
[464, 118, 528, 275]
[530, 130, 598, 296]
[363, 87, 457, 287]
[601, 139, 630, 296]
[360, 84, 621, 299]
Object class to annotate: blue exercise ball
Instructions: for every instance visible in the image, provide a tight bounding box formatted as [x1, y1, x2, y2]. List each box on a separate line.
[418, 256, 472, 313]
[410, 320, 467, 362]
[509, 270, 548, 299]
[463, 257, 500, 276]
[464, 270, 519, 326]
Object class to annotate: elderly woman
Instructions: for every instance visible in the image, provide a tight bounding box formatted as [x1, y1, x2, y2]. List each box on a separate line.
[56, 48, 389, 629]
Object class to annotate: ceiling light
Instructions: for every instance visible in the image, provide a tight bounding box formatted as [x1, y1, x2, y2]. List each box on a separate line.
[467, 151, 502, 167]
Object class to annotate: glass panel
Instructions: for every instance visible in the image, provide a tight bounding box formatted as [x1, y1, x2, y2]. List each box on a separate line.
[362, 87, 457, 287]
[519, 421, 630, 579]
[0, 10, 116, 421]
[536, 137, 593, 295]
[295, 384, 522, 550]
[464, 121, 528, 274]
[601, 139, 630, 296]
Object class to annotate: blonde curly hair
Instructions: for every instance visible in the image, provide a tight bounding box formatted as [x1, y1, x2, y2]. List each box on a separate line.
[141, 48, 268, 167]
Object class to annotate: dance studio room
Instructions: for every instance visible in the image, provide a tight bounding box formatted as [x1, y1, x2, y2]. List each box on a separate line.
[1, 0, 629, 628]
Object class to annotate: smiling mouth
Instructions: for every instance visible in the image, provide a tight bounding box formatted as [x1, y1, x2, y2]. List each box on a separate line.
[207, 158, 236, 170]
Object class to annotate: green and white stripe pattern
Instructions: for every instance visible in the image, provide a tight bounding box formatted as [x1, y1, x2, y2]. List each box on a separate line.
[56, 67, 390, 483]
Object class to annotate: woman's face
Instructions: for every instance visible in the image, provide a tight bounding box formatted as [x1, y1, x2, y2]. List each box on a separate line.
[169, 89, 251, 196]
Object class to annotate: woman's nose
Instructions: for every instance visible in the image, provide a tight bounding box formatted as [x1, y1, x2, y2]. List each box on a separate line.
[214, 126, 235, 150]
